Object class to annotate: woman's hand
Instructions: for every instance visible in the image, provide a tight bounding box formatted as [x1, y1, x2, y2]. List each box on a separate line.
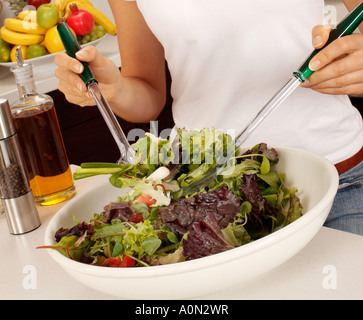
[302, 24, 363, 96]
[54, 1, 166, 123]
[54, 45, 121, 106]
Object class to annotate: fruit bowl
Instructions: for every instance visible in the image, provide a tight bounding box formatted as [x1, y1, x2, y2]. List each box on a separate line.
[44, 147, 339, 299]
[0, 34, 105, 76]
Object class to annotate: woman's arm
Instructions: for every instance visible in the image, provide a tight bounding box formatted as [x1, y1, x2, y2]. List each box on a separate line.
[54, 0, 166, 123]
[108, 0, 166, 122]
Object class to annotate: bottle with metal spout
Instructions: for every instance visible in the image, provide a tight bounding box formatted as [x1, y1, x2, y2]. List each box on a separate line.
[10, 47, 75, 206]
[0, 98, 40, 234]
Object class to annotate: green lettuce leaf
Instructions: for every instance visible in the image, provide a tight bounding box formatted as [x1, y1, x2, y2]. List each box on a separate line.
[123, 220, 162, 258]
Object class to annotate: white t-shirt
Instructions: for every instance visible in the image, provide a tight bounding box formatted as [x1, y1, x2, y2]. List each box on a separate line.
[124, 0, 363, 164]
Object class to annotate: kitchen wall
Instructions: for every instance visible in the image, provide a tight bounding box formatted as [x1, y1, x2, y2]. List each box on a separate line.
[0, 1, 351, 33]
[0, 1, 349, 25]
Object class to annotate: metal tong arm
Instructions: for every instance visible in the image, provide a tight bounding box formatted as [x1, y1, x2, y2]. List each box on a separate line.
[88, 83, 135, 164]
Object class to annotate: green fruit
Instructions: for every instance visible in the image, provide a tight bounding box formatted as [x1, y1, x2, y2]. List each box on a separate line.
[0, 37, 11, 63]
[36, 3, 59, 29]
[26, 44, 47, 59]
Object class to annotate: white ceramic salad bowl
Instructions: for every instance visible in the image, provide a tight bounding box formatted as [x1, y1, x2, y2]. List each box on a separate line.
[44, 146, 339, 299]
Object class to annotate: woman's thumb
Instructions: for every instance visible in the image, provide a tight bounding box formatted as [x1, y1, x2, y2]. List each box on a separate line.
[311, 24, 332, 49]
[75, 45, 104, 66]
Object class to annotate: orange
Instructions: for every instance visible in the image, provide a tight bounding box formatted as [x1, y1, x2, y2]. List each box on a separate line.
[44, 25, 76, 54]
[10, 45, 27, 62]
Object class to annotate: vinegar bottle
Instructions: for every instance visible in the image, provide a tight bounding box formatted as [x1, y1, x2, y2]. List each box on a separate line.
[10, 52, 75, 206]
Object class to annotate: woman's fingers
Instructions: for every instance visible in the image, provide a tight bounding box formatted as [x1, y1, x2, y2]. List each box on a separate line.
[54, 49, 97, 105]
[311, 24, 332, 49]
[309, 82, 363, 95]
[302, 30, 363, 95]
[54, 45, 119, 106]
[308, 34, 363, 73]
[55, 64, 85, 91]
[54, 61, 94, 106]
[308, 50, 363, 85]
[75, 46, 119, 85]
[54, 52, 84, 74]
[75, 45, 100, 64]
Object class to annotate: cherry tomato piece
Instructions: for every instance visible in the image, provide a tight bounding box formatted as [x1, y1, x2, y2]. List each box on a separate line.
[101, 256, 122, 267]
[120, 255, 136, 268]
[132, 194, 157, 208]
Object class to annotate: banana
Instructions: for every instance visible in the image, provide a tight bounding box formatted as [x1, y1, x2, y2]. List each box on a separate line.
[0, 26, 44, 46]
[17, 10, 37, 22]
[65, 2, 117, 35]
[54, 0, 70, 12]
[55, 0, 93, 12]
[58, 8, 65, 20]
[4, 18, 47, 35]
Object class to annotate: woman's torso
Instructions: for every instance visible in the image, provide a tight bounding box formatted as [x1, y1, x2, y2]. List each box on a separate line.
[132, 0, 363, 163]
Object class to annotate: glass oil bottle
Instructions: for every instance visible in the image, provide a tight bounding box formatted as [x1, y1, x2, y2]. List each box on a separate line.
[10, 47, 75, 206]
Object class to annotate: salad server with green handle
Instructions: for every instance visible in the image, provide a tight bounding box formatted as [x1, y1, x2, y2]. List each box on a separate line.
[179, 2, 363, 198]
[57, 22, 135, 165]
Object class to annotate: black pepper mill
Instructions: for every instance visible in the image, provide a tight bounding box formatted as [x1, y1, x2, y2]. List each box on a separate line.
[0, 98, 40, 234]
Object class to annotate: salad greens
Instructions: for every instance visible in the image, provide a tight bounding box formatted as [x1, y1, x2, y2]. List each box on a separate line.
[39, 128, 303, 267]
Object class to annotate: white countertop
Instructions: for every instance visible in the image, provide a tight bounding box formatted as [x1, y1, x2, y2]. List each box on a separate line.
[0, 168, 362, 301]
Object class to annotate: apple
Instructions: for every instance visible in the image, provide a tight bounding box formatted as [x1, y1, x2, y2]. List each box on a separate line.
[26, 44, 47, 59]
[0, 37, 11, 63]
[36, 3, 59, 29]
[27, 0, 51, 10]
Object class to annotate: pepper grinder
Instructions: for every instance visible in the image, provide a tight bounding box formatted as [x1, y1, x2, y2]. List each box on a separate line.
[0, 99, 40, 234]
